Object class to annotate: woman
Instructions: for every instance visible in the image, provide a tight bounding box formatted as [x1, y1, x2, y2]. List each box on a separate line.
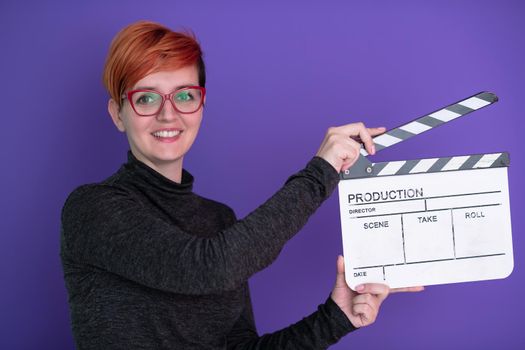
[60, 21, 423, 349]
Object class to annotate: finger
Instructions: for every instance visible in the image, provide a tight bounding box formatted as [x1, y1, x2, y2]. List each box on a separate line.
[355, 283, 389, 295]
[353, 126, 385, 156]
[355, 283, 390, 302]
[352, 302, 373, 316]
[360, 127, 386, 155]
[367, 127, 386, 137]
[335, 123, 385, 137]
[355, 125, 375, 155]
[390, 286, 425, 293]
[340, 138, 362, 171]
[341, 154, 359, 172]
[352, 303, 375, 324]
[331, 123, 384, 156]
[352, 293, 376, 307]
[334, 255, 346, 288]
[351, 127, 386, 141]
[333, 122, 365, 136]
[337, 255, 345, 275]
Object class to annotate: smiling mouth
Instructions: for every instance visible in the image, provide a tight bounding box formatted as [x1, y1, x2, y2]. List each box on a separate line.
[152, 130, 182, 138]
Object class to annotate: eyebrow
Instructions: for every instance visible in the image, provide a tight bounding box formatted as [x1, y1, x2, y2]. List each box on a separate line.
[133, 84, 197, 91]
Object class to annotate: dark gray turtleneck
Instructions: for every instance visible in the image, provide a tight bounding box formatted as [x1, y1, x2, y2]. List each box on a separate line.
[60, 151, 355, 349]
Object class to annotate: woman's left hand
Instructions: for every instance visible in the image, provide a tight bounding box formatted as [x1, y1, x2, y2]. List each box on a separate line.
[330, 255, 424, 328]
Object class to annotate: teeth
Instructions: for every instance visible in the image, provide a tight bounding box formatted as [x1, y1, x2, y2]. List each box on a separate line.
[152, 130, 181, 138]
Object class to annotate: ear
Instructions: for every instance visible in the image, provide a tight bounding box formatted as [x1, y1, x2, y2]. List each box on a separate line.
[108, 99, 126, 132]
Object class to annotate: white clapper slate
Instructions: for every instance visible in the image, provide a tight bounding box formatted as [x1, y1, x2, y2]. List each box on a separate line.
[338, 92, 513, 290]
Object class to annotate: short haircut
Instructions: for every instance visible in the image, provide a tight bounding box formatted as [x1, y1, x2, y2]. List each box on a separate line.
[103, 20, 205, 108]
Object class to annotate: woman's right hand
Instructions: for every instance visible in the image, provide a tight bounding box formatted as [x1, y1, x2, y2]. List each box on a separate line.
[315, 123, 386, 172]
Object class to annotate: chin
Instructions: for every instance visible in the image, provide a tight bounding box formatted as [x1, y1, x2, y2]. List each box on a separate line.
[152, 153, 184, 164]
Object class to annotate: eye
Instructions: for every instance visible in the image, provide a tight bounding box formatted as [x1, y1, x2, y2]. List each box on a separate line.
[175, 90, 194, 102]
[135, 92, 160, 105]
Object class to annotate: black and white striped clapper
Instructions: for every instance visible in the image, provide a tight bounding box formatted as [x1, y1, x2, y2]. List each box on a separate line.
[338, 92, 513, 291]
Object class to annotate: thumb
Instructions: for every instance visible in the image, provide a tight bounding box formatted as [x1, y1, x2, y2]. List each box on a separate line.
[335, 255, 346, 287]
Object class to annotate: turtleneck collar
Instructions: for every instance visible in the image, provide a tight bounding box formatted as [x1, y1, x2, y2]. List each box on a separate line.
[123, 150, 194, 195]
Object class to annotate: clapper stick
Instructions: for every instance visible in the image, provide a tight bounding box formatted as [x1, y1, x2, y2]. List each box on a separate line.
[362, 91, 498, 156]
[344, 92, 501, 179]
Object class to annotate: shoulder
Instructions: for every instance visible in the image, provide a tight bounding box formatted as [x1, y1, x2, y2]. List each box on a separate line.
[63, 181, 128, 205]
[61, 180, 135, 223]
[63, 166, 135, 210]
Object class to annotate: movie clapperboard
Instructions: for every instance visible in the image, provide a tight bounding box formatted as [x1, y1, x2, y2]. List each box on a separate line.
[338, 92, 513, 290]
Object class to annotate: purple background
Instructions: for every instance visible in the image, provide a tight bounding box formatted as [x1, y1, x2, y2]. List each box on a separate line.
[1, 0, 523, 349]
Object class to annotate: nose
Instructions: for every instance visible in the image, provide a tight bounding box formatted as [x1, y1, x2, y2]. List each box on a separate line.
[156, 98, 182, 122]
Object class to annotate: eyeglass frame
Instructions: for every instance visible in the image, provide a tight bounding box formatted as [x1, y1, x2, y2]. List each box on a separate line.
[121, 86, 206, 116]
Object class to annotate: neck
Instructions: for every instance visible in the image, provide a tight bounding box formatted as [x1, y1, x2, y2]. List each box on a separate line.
[131, 150, 184, 183]
[152, 160, 183, 183]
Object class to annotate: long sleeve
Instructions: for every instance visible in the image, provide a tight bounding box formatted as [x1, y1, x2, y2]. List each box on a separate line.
[226, 284, 356, 349]
[61, 156, 340, 295]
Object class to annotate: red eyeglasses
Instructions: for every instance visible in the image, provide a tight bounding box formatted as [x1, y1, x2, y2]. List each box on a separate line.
[122, 86, 206, 116]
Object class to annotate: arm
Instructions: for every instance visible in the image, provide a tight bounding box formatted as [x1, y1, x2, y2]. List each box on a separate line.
[226, 284, 355, 350]
[226, 257, 424, 350]
[61, 122, 384, 295]
[61, 156, 339, 295]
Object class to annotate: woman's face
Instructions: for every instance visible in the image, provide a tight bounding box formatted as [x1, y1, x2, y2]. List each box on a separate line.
[109, 65, 203, 173]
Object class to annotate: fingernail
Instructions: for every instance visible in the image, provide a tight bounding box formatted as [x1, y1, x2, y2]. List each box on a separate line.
[372, 145, 376, 154]
[356, 285, 365, 292]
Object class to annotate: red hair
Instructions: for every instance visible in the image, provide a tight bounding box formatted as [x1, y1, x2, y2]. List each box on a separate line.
[103, 21, 205, 107]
